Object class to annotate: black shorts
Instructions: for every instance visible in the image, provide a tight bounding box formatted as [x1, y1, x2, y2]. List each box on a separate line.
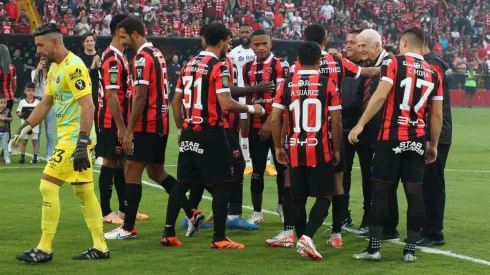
[290, 161, 335, 199]
[177, 127, 233, 186]
[125, 132, 168, 164]
[99, 127, 124, 159]
[465, 86, 477, 95]
[225, 128, 244, 164]
[371, 137, 426, 185]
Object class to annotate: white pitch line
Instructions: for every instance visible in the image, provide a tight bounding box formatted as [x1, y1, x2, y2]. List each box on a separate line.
[21, 154, 490, 266]
[0, 166, 45, 170]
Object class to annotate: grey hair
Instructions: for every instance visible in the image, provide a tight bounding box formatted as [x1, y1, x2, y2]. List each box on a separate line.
[0, 44, 12, 74]
[357, 29, 382, 46]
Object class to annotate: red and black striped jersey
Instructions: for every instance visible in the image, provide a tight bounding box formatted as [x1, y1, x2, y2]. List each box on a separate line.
[243, 53, 290, 129]
[132, 42, 169, 135]
[378, 53, 443, 141]
[0, 64, 16, 100]
[175, 51, 231, 131]
[290, 51, 361, 92]
[221, 54, 240, 130]
[98, 44, 132, 129]
[273, 70, 342, 167]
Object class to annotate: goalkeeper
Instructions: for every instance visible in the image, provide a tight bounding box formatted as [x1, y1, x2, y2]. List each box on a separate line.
[12, 23, 109, 263]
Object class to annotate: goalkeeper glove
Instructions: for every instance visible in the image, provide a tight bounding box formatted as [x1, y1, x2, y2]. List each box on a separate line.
[72, 132, 91, 172]
[8, 121, 33, 156]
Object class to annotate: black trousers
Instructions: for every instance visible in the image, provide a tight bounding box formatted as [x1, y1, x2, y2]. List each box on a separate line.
[423, 143, 450, 240]
[344, 130, 399, 232]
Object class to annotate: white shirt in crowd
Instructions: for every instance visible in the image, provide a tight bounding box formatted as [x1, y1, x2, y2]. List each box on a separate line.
[31, 70, 47, 98]
[17, 98, 41, 134]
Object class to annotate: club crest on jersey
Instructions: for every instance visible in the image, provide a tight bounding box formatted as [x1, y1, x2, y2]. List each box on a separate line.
[233, 150, 241, 159]
[135, 57, 145, 67]
[69, 68, 83, 80]
[382, 58, 393, 66]
[266, 67, 273, 74]
[115, 146, 122, 154]
[56, 76, 60, 83]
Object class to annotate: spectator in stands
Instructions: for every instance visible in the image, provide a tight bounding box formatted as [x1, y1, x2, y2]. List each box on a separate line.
[485, 51, 490, 90]
[0, 44, 15, 137]
[5, 0, 17, 22]
[77, 16, 91, 35]
[11, 48, 25, 98]
[15, 9, 30, 33]
[31, 55, 55, 160]
[463, 64, 477, 108]
[0, 3, 6, 21]
[452, 52, 468, 89]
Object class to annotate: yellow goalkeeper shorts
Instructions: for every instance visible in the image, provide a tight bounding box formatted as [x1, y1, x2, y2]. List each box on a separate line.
[43, 144, 95, 183]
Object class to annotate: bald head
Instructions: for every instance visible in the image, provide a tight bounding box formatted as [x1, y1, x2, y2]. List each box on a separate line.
[356, 29, 382, 62]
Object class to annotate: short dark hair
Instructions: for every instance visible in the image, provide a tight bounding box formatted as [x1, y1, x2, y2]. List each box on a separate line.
[199, 24, 208, 37]
[240, 23, 252, 29]
[203, 23, 230, 46]
[384, 45, 397, 54]
[0, 93, 6, 100]
[298, 41, 322, 66]
[118, 16, 145, 37]
[304, 24, 326, 45]
[251, 29, 270, 39]
[110, 14, 128, 35]
[32, 23, 61, 37]
[349, 29, 364, 35]
[25, 82, 36, 89]
[82, 32, 96, 43]
[401, 26, 425, 48]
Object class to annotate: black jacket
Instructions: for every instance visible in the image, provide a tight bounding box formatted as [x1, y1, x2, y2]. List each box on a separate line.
[341, 60, 364, 130]
[424, 52, 452, 145]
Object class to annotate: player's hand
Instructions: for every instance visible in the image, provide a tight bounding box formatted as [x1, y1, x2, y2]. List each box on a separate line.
[425, 143, 438, 164]
[255, 80, 275, 93]
[117, 126, 126, 145]
[72, 132, 91, 172]
[332, 150, 341, 166]
[258, 122, 272, 142]
[122, 131, 134, 154]
[8, 121, 33, 156]
[348, 124, 364, 144]
[275, 148, 289, 165]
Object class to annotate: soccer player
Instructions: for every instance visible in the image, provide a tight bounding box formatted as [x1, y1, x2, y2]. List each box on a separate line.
[271, 41, 342, 260]
[162, 23, 264, 248]
[97, 14, 148, 225]
[349, 26, 443, 262]
[243, 29, 289, 227]
[290, 24, 379, 247]
[13, 23, 109, 262]
[104, 17, 202, 239]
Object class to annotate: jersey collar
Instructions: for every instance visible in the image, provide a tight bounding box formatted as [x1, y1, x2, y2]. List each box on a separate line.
[254, 53, 274, 65]
[297, 70, 319, 74]
[200, 51, 218, 59]
[137, 42, 153, 54]
[374, 49, 389, 66]
[321, 51, 328, 55]
[405, 52, 424, 60]
[110, 43, 123, 57]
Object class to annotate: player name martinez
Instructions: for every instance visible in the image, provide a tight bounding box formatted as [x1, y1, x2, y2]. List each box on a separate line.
[290, 89, 319, 96]
[183, 66, 209, 74]
[403, 61, 434, 78]
[179, 141, 204, 154]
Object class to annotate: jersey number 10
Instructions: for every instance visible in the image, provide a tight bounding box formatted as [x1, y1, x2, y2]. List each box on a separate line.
[289, 99, 322, 133]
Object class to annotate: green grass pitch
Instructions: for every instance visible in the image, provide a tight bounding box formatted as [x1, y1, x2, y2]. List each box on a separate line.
[0, 107, 489, 274]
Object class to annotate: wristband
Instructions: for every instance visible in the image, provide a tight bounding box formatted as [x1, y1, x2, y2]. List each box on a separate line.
[78, 132, 90, 145]
[177, 128, 182, 135]
[247, 105, 254, 114]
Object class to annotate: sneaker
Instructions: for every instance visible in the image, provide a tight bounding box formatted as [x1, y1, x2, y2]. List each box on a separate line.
[265, 164, 277, 176]
[205, 212, 214, 222]
[104, 226, 137, 240]
[352, 249, 382, 261]
[181, 216, 212, 229]
[16, 248, 53, 263]
[415, 237, 445, 247]
[103, 212, 124, 224]
[403, 252, 417, 263]
[32, 158, 38, 164]
[358, 226, 369, 235]
[161, 237, 182, 247]
[342, 210, 354, 228]
[19, 158, 25, 164]
[72, 248, 110, 260]
[266, 230, 295, 247]
[226, 216, 259, 231]
[244, 165, 253, 175]
[327, 233, 342, 248]
[246, 211, 264, 225]
[296, 236, 322, 261]
[136, 212, 149, 220]
[277, 204, 284, 223]
[211, 238, 245, 250]
[5, 158, 10, 164]
[185, 210, 205, 237]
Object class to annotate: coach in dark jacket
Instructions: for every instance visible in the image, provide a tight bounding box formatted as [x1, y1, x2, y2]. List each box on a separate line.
[418, 40, 452, 246]
[356, 29, 399, 239]
[168, 55, 181, 102]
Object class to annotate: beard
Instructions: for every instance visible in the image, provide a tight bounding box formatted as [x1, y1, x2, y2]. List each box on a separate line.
[240, 37, 250, 46]
[219, 47, 227, 58]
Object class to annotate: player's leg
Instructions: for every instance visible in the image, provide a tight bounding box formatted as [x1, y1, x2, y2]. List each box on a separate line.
[240, 108, 252, 175]
[330, 141, 347, 248]
[265, 149, 278, 176]
[0, 132, 10, 164]
[268, 141, 286, 221]
[353, 141, 399, 261]
[420, 144, 450, 246]
[114, 159, 127, 220]
[32, 134, 39, 164]
[357, 142, 373, 231]
[20, 138, 28, 164]
[342, 132, 356, 228]
[247, 127, 268, 224]
[16, 174, 63, 263]
[383, 183, 400, 240]
[266, 166, 294, 247]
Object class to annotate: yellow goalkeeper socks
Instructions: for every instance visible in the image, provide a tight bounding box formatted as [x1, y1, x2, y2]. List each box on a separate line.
[37, 180, 60, 252]
[72, 182, 108, 252]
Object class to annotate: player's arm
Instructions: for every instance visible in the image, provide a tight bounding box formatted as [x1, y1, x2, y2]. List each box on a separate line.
[104, 60, 125, 130]
[127, 54, 150, 134]
[271, 84, 288, 164]
[429, 77, 444, 148]
[230, 82, 275, 97]
[328, 79, 342, 164]
[12, 66, 16, 97]
[342, 57, 380, 79]
[173, 75, 184, 137]
[77, 94, 96, 134]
